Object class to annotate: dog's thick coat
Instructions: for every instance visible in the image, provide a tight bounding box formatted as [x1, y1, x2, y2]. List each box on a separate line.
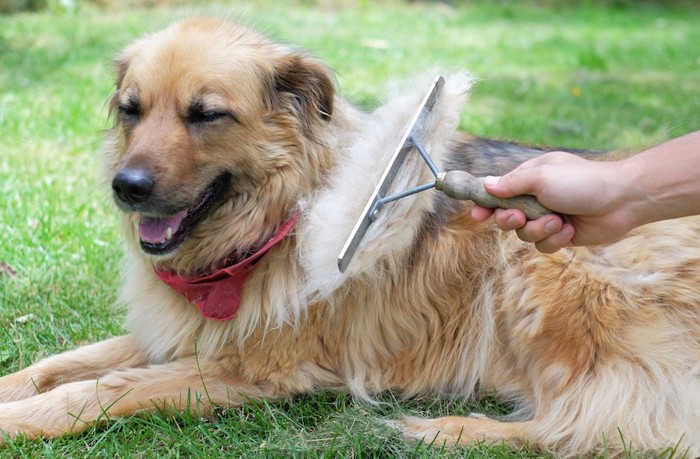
[1, 18, 698, 457]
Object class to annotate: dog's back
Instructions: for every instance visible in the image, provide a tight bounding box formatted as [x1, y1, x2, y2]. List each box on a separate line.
[384, 137, 700, 455]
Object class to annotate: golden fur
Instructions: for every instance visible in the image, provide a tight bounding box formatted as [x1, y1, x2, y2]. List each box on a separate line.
[0, 18, 698, 457]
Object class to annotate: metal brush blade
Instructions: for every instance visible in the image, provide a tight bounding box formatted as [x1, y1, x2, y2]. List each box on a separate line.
[337, 76, 444, 272]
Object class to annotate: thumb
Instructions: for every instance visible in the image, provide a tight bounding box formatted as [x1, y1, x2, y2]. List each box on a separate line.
[483, 169, 538, 199]
[481, 176, 507, 196]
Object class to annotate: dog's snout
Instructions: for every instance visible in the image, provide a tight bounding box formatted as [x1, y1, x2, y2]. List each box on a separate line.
[112, 168, 155, 205]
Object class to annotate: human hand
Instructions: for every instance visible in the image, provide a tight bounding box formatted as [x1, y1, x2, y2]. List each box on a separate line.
[470, 152, 638, 252]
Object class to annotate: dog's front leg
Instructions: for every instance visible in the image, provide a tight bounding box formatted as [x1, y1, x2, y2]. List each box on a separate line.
[0, 335, 149, 403]
[0, 356, 272, 440]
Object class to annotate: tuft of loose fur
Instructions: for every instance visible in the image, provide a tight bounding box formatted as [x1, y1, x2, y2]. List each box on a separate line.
[298, 72, 475, 301]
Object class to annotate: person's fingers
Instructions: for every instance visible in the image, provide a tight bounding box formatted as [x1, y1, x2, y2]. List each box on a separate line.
[514, 215, 564, 243]
[492, 208, 526, 231]
[470, 206, 494, 222]
[533, 223, 576, 253]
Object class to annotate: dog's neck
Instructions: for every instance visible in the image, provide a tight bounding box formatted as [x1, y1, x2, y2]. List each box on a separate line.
[153, 211, 300, 321]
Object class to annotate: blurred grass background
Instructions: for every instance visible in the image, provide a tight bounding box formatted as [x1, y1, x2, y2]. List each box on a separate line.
[1, 0, 699, 457]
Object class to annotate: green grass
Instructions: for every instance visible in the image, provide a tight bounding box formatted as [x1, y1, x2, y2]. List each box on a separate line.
[1, 0, 699, 456]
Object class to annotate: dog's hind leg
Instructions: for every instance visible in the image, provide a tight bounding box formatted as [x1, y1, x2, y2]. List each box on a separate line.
[0, 335, 149, 403]
[0, 355, 279, 440]
[399, 414, 536, 450]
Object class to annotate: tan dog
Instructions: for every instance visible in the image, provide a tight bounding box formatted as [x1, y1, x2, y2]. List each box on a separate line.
[0, 17, 698, 457]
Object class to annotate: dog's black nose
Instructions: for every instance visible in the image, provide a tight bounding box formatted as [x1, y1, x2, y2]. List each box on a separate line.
[112, 168, 155, 205]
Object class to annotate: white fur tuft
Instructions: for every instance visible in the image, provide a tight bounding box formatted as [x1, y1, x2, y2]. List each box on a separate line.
[298, 72, 474, 300]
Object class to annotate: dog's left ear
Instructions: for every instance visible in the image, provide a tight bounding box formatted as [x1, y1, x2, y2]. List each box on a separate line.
[269, 52, 334, 124]
[108, 42, 142, 116]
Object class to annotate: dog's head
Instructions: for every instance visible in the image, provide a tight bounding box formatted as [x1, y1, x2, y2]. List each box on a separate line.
[104, 18, 335, 271]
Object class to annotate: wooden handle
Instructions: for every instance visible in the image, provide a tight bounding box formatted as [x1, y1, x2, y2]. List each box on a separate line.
[435, 170, 552, 220]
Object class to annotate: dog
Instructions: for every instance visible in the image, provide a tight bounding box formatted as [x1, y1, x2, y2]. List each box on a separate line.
[0, 17, 698, 457]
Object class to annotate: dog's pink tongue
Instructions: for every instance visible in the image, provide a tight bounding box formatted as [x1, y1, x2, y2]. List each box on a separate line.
[139, 210, 188, 243]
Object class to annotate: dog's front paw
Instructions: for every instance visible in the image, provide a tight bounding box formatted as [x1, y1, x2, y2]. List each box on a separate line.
[0, 396, 80, 441]
[0, 370, 44, 404]
[0, 403, 35, 441]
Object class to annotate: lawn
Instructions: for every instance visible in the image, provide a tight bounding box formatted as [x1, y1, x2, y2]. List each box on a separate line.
[1, 0, 699, 457]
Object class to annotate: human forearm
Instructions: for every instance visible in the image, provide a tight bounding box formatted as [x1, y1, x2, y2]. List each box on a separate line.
[622, 130, 700, 227]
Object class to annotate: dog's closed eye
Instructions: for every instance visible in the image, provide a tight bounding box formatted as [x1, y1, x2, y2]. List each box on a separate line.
[186, 102, 238, 125]
[117, 99, 141, 124]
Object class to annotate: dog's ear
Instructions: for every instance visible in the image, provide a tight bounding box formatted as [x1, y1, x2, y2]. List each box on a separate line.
[268, 52, 334, 124]
[109, 43, 140, 115]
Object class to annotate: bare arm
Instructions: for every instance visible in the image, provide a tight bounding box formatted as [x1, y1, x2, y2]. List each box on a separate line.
[471, 131, 700, 252]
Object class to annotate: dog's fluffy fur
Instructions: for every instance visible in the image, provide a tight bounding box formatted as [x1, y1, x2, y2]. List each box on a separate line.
[1, 18, 698, 457]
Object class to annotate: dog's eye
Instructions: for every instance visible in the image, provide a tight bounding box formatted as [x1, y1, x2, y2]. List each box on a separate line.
[117, 102, 141, 123]
[187, 109, 234, 124]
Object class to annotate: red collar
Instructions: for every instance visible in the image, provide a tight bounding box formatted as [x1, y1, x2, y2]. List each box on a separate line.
[154, 211, 300, 321]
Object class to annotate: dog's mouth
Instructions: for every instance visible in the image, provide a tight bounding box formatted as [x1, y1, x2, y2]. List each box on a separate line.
[138, 173, 231, 255]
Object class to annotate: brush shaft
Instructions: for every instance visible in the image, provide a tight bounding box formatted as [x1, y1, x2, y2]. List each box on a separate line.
[436, 170, 551, 220]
